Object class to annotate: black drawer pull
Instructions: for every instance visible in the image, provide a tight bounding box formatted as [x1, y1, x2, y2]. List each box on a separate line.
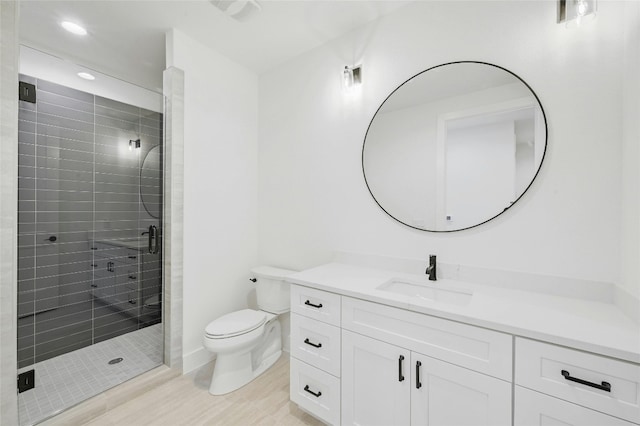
[304, 338, 322, 348]
[416, 361, 422, 389]
[128, 255, 137, 259]
[304, 300, 323, 309]
[561, 370, 611, 392]
[128, 275, 137, 280]
[90, 264, 97, 268]
[303, 385, 321, 398]
[398, 355, 405, 382]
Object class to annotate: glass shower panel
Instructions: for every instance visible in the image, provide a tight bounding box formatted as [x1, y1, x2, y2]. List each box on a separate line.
[17, 75, 163, 426]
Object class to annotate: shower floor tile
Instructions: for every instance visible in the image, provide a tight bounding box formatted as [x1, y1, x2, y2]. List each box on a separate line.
[18, 323, 162, 426]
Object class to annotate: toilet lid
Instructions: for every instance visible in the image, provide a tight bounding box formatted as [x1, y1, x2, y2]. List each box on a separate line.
[205, 309, 266, 338]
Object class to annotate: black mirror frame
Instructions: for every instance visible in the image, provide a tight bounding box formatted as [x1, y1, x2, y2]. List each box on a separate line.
[362, 61, 548, 232]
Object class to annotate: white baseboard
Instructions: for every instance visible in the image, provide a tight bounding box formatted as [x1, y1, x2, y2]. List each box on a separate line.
[182, 347, 215, 375]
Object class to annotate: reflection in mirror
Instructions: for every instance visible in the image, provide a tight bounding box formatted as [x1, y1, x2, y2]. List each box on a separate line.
[363, 62, 547, 232]
[140, 145, 163, 219]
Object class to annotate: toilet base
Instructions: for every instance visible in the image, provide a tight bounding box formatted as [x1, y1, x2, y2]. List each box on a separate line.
[207, 317, 282, 395]
[208, 349, 282, 395]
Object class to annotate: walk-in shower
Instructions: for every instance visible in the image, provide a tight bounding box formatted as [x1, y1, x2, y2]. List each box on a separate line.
[16, 71, 164, 425]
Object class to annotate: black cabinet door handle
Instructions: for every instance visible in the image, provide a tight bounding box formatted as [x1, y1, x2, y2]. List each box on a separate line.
[304, 300, 323, 309]
[304, 338, 322, 348]
[398, 355, 405, 382]
[561, 370, 611, 392]
[303, 385, 322, 398]
[416, 361, 422, 389]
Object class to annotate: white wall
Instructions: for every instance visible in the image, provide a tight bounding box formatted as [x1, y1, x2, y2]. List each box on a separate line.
[258, 1, 625, 286]
[20, 46, 163, 112]
[621, 0, 640, 299]
[166, 29, 259, 371]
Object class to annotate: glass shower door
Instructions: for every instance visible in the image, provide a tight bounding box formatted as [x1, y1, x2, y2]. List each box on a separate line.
[17, 75, 164, 426]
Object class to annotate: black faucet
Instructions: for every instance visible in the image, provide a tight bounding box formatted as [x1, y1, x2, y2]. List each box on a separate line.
[425, 255, 437, 281]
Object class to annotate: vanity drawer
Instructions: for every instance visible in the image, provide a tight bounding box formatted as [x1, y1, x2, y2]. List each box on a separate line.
[515, 338, 640, 424]
[342, 296, 512, 381]
[291, 313, 341, 377]
[515, 386, 636, 426]
[291, 285, 341, 327]
[290, 357, 340, 426]
[91, 243, 140, 265]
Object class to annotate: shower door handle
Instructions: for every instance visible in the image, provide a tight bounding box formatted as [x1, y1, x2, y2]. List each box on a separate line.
[146, 225, 159, 254]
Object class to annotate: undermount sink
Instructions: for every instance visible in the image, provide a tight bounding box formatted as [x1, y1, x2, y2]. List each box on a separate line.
[376, 279, 473, 306]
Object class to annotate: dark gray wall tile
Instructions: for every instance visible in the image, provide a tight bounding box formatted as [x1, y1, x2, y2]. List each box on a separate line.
[39, 90, 94, 113]
[37, 79, 94, 103]
[95, 105, 138, 122]
[19, 120, 35, 133]
[38, 102, 94, 123]
[37, 123, 94, 143]
[96, 114, 139, 131]
[95, 124, 137, 139]
[18, 131, 36, 145]
[19, 108, 36, 122]
[36, 190, 92, 202]
[95, 96, 139, 115]
[37, 112, 95, 134]
[37, 134, 94, 152]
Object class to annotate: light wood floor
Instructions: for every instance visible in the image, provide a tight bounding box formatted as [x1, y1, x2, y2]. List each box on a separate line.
[77, 355, 323, 426]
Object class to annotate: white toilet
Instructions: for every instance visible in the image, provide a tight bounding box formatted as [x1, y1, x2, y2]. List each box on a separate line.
[203, 266, 295, 395]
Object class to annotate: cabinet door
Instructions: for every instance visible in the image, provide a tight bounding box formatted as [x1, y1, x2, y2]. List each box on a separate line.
[411, 352, 511, 426]
[515, 386, 636, 426]
[92, 256, 115, 301]
[342, 329, 410, 426]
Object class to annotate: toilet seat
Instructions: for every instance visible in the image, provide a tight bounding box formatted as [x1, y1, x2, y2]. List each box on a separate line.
[205, 309, 266, 339]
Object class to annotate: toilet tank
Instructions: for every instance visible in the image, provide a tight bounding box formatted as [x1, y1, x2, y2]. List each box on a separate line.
[252, 266, 296, 314]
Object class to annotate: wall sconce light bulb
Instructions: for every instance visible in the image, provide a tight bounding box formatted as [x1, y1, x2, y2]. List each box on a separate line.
[129, 139, 141, 151]
[342, 65, 362, 93]
[343, 66, 354, 90]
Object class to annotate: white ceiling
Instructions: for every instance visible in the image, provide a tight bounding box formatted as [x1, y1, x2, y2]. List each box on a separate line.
[19, 0, 410, 92]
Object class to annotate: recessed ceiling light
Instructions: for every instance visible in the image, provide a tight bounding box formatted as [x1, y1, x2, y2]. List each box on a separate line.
[77, 72, 95, 80]
[61, 21, 87, 36]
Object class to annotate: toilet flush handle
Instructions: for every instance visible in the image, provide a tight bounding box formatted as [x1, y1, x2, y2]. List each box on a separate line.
[249, 277, 257, 283]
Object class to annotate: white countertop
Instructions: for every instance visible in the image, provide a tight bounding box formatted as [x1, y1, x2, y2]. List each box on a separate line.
[287, 262, 640, 364]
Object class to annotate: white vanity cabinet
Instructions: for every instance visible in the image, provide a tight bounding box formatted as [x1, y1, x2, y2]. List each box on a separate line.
[91, 242, 140, 310]
[342, 330, 410, 426]
[410, 351, 511, 426]
[288, 264, 640, 426]
[340, 303, 512, 426]
[290, 285, 342, 425]
[515, 337, 640, 425]
[515, 386, 637, 426]
[290, 284, 513, 425]
[341, 330, 511, 426]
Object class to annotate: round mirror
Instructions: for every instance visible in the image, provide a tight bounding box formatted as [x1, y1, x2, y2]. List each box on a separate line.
[363, 61, 547, 232]
[140, 145, 163, 219]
